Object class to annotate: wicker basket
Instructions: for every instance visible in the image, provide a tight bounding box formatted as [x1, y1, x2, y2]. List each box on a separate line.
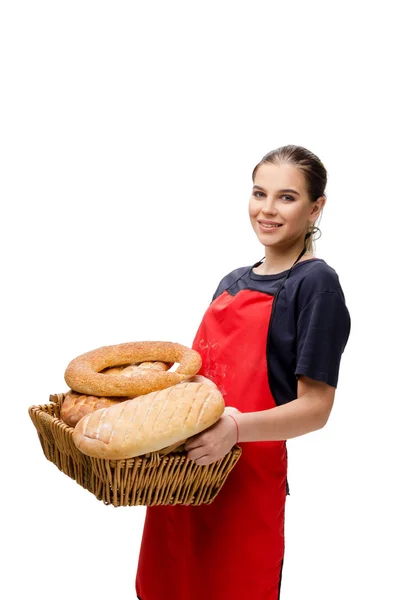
[29, 393, 242, 507]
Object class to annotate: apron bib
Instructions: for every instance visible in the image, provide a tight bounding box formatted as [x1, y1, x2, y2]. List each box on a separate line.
[136, 251, 306, 600]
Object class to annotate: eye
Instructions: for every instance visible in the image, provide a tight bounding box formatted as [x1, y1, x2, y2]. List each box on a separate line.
[253, 191, 265, 198]
[281, 195, 295, 201]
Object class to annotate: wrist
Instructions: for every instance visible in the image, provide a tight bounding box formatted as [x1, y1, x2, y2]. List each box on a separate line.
[227, 414, 239, 444]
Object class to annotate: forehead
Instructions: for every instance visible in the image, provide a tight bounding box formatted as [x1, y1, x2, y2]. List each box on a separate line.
[254, 162, 307, 191]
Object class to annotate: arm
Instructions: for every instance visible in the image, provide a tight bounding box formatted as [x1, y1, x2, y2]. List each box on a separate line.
[184, 376, 335, 465]
[232, 375, 335, 442]
[185, 278, 348, 463]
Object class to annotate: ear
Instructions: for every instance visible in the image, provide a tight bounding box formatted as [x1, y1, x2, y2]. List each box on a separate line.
[310, 195, 326, 220]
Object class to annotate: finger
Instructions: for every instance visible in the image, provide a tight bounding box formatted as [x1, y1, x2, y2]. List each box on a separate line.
[184, 438, 205, 451]
[193, 455, 210, 466]
[187, 449, 208, 462]
[194, 455, 217, 466]
[223, 406, 241, 414]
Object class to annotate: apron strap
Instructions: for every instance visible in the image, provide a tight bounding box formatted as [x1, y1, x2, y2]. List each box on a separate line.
[275, 233, 311, 294]
[225, 235, 309, 294]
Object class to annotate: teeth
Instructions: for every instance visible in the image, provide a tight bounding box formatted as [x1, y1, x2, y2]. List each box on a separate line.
[261, 223, 280, 228]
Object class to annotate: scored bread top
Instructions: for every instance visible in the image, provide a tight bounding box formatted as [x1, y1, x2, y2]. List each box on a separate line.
[72, 381, 225, 460]
[60, 392, 124, 428]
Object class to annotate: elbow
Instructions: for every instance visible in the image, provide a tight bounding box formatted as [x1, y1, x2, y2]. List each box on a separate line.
[314, 404, 333, 430]
[306, 396, 333, 432]
[316, 413, 330, 431]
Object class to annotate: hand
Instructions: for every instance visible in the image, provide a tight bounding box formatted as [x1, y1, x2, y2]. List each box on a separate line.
[184, 413, 238, 466]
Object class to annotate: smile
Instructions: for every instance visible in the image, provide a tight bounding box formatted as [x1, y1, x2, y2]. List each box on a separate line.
[258, 222, 282, 231]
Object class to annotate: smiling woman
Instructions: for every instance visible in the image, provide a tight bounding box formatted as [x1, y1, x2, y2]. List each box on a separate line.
[249, 146, 326, 275]
[135, 145, 351, 600]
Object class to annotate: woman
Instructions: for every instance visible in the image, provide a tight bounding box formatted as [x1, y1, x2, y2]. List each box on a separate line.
[135, 145, 351, 600]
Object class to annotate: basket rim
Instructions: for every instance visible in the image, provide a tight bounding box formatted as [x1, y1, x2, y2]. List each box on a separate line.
[29, 395, 242, 462]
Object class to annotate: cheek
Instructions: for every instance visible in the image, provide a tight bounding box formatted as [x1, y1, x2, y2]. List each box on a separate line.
[284, 203, 308, 224]
[248, 198, 257, 218]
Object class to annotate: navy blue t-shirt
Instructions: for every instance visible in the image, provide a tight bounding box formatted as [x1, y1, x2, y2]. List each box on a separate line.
[211, 258, 351, 406]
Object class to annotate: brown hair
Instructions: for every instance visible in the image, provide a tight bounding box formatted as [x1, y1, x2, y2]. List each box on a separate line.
[252, 145, 327, 254]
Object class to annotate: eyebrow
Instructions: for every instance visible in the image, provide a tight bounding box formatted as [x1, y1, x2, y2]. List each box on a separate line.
[253, 185, 300, 196]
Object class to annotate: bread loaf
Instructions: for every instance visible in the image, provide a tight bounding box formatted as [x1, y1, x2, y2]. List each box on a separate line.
[61, 361, 170, 427]
[72, 381, 225, 459]
[102, 361, 170, 376]
[60, 392, 123, 427]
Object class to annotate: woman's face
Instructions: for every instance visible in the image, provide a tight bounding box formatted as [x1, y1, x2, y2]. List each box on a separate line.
[249, 162, 323, 249]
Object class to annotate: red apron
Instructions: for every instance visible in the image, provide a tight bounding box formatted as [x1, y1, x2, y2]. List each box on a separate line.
[135, 285, 288, 600]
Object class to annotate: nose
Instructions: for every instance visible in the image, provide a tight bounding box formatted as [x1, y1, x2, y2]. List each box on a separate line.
[259, 196, 277, 215]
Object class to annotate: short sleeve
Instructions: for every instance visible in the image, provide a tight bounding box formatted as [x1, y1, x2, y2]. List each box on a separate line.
[295, 291, 351, 388]
[211, 281, 223, 302]
[211, 266, 253, 302]
[211, 268, 241, 302]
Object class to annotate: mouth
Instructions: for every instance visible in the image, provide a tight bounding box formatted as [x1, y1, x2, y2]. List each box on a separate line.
[258, 221, 283, 231]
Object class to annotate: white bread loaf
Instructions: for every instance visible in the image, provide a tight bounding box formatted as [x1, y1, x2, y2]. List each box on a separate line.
[72, 381, 225, 459]
[102, 361, 170, 376]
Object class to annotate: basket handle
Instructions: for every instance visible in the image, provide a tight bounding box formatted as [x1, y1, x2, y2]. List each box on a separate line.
[49, 393, 65, 404]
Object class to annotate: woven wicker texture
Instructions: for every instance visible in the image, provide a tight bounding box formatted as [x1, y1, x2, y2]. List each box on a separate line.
[29, 393, 242, 506]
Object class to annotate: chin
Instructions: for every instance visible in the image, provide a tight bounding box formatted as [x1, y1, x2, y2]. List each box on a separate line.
[256, 231, 283, 244]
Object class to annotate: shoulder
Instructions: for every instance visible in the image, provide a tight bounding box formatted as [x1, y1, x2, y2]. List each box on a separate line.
[212, 265, 251, 300]
[293, 259, 347, 306]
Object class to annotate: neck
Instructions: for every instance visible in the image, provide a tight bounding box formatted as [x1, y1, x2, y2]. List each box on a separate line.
[260, 241, 314, 275]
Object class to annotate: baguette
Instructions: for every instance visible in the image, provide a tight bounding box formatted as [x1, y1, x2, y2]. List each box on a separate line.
[72, 381, 224, 459]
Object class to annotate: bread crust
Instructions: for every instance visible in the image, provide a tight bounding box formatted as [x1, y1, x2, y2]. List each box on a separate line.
[60, 392, 123, 427]
[61, 361, 171, 426]
[64, 341, 202, 397]
[102, 361, 171, 376]
[72, 381, 225, 459]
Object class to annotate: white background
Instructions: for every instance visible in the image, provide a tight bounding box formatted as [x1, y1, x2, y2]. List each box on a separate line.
[1, 1, 396, 599]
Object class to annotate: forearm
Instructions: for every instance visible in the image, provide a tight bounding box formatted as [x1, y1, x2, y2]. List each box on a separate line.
[233, 394, 331, 443]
